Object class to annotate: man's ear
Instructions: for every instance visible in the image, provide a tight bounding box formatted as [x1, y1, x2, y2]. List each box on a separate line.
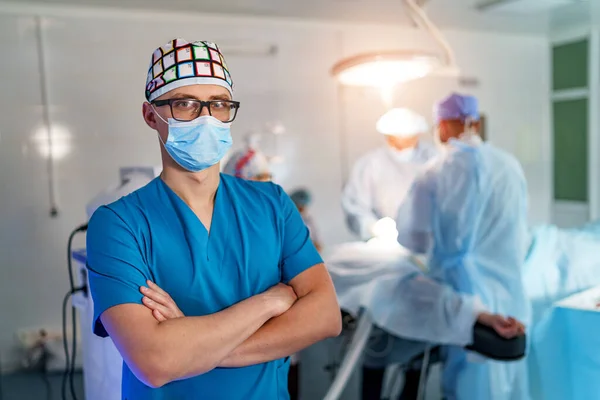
[142, 102, 158, 130]
[438, 121, 448, 141]
[470, 120, 481, 134]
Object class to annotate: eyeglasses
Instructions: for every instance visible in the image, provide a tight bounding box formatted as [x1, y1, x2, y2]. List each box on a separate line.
[152, 98, 241, 123]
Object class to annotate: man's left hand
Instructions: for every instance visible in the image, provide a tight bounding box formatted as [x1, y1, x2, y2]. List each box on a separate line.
[477, 312, 525, 339]
[140, 280, 185, 322]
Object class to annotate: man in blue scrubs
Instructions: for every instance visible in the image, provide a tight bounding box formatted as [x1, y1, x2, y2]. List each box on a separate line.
[86, 38, 342, 400]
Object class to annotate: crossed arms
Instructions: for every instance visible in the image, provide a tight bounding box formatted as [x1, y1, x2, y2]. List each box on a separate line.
[100, 263, 341, 388]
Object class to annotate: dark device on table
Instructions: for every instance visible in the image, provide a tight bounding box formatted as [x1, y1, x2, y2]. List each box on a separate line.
[466, 321, 527, 361]
[340, 310, 526, 361]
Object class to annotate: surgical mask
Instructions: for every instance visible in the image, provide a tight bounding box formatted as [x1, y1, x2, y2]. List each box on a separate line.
[458, 117, 477, 141]
[388, 147, 415, 163]
[155, 111, 233, 172]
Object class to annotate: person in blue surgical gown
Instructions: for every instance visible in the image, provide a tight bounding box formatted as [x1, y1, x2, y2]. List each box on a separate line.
[342, 108, 438, 242]
[395, 93, 531, 400]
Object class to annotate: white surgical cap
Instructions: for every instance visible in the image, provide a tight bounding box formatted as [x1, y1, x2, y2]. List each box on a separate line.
[376, 108, 429, 137]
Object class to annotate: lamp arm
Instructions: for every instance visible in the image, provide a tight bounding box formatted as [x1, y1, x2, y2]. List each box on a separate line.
[403, 0, 457, 68]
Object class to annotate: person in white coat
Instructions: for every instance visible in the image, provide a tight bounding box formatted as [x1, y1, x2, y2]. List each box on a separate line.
[341, 108, 438, 242]
[341, 108, 437, 399]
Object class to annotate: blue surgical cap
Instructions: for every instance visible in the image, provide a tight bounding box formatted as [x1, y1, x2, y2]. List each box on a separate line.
[290, 188, 312, 207]
[434, 93, 479, 124]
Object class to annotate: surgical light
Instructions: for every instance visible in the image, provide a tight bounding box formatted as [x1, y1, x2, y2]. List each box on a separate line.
[330, 0, 458, 88]
[331, 51, 440, 88]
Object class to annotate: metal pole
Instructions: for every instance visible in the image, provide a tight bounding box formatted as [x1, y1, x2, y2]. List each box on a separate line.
[323, 311, 373, 400]
[34, 15, 59, 217]
[416, 345, 431, 400]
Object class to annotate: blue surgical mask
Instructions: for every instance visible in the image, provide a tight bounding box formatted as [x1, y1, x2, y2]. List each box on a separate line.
[155, 112, 233, 172]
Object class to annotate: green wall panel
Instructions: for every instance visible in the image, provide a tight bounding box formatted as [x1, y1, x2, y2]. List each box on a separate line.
[552, 39, 588, 91]
[553, 98, 588, 201]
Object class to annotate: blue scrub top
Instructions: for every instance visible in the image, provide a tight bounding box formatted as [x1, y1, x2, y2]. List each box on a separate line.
[86, 174, 323, 400]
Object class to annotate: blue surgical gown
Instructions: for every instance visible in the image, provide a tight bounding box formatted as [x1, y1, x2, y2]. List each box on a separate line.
[86, 174, 323, 400]
[396, 137, 531, 400]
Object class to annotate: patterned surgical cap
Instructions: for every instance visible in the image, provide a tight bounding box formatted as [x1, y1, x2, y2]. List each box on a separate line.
[145, 38, 233, 102]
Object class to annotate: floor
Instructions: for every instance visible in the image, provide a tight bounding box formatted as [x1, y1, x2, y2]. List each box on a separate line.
[0, 371, 84, 400]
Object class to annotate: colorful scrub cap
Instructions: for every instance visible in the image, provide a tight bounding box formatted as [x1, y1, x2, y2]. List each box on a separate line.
[376, 108, 429, 137]
[434, 93, 479, 124]
[145, 38, 233, 102]
[223, 148, 271, 180]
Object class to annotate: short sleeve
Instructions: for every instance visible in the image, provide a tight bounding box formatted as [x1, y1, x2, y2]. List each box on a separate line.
[277, 186, 323, 283]
[396, 168, 435, 253]
[86, 206, 151, 337]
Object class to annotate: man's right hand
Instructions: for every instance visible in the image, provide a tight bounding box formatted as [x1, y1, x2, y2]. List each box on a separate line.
[262, 283, 298, 317]
[477, 312, 525, 339]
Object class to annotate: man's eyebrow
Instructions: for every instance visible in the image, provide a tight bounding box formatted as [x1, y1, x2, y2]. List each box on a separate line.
[208, 94, 232, 101]
[164, 93, 232, 101]
[166, 93, 199, 100]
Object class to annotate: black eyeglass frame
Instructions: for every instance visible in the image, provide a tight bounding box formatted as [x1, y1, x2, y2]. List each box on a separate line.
[152, 98, 241, 123]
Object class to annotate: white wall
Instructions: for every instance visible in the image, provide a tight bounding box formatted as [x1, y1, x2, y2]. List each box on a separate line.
[0, 8, 551, 377]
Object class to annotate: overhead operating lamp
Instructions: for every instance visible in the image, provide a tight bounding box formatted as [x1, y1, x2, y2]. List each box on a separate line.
[331, 0, 458, 88]
[331, 50, 440, 87]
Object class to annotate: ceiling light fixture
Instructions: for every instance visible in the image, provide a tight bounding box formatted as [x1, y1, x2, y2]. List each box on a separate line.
[331, 0, 458, 88]
[332, 50, 440, 87]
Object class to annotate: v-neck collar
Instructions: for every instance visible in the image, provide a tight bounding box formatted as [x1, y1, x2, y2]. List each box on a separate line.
[158, 175, 231, 259]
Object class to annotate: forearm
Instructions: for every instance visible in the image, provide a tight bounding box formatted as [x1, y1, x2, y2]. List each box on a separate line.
[219, 290, 340, 368]
[162, 295, 277, 380]
[108, 295, 274, 387]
